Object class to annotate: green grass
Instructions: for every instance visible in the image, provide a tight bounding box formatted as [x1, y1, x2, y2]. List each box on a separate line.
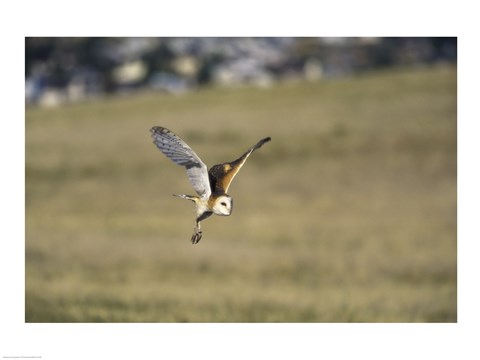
[25, 65, 457, 322]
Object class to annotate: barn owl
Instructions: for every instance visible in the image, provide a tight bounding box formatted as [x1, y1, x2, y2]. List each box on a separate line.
[150, 126, 271, 244]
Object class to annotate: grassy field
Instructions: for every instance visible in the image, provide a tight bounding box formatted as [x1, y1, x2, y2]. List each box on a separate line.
[25, 65, 457, 322]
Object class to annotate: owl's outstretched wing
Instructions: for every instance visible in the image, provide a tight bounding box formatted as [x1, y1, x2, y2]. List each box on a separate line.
[150, 126, 211, 198]
[209, 137, 271, 194]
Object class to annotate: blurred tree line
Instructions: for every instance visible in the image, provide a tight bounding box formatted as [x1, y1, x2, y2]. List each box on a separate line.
[25, 37, 456, 107]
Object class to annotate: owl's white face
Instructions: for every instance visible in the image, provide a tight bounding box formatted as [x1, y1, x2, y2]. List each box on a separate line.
[212, 195, 233, 216]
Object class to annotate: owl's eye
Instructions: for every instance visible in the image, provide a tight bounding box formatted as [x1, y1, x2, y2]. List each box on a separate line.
[221, 202, 227, 207]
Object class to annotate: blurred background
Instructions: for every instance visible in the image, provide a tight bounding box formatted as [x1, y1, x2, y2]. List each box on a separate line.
[26, 37, 457, 107]
[25, 37, 457, 322]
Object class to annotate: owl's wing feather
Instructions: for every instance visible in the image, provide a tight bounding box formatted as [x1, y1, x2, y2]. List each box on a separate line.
[209, 137, 271, 193]
[151, 126, 211, 198]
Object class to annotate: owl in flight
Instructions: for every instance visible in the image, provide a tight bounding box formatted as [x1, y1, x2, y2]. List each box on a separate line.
[150, 126, 271, 244]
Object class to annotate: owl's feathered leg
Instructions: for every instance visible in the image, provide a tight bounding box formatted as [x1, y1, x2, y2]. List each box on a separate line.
[191, 220, 203, 244]
[173, 194, 210, 244]
[191, 211, 212, 244]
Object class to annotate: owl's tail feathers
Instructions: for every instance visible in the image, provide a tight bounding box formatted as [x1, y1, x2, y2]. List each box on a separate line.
[173, 194, 198, 203]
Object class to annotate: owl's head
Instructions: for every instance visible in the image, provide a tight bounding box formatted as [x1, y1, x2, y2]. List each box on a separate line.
[212, 195, 233, 216]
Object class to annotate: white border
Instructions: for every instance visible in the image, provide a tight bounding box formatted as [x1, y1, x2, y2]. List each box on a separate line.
[3, 1, 479, 359]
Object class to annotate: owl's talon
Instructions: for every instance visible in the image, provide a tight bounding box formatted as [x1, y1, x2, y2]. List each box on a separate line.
[191, 230, 202, 244]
